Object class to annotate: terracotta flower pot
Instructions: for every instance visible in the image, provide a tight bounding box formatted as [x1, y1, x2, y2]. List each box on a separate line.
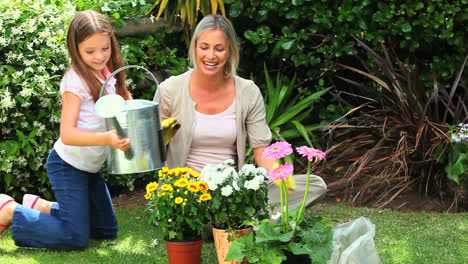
[164, 237, 203, 264]
[212, 226, 253, 264]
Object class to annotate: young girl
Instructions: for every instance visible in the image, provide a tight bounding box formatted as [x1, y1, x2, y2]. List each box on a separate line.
[0, 10, 132, 249]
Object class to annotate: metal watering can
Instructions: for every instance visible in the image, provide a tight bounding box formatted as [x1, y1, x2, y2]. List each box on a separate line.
[95, 65, 165, 174]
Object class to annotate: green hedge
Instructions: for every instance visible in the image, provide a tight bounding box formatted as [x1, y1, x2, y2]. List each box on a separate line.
[226, 0, 467, 121]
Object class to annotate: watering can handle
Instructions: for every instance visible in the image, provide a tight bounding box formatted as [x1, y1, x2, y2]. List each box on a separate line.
[99, 65, 160, 98]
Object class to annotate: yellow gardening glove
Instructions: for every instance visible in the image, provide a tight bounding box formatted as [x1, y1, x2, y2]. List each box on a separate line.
[162, 118, 181, 146]
[272, 163, 296, 192]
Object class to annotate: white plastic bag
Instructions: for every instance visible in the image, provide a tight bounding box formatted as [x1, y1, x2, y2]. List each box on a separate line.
[328, 216, 382, 264]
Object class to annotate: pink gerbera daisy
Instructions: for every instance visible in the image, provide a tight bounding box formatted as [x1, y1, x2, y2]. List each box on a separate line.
[267, 164, 294, 181]
[263, 141, 293, 159]
[296, 146, 326, 161]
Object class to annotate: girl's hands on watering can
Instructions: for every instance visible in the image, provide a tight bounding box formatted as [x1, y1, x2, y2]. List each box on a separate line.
[106, 129, 131, 151]
[272, 163, 297, 192]
[162, 118, 181, 146]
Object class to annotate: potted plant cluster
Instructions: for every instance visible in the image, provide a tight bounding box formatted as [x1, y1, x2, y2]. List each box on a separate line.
[200, 159, 270, 264]
[226, 142, 333, 264]
[144, 167, 212, 264]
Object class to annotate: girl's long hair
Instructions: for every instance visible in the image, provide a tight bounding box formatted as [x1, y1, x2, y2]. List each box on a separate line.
[66, 10, 130, 102]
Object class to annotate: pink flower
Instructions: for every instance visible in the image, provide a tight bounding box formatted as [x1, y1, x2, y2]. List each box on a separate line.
[267, 164, 294, 181]
[263, 141, 293, 159]
[296, 146, 326, 161]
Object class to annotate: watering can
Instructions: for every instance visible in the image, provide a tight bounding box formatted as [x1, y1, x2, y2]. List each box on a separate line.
[95, 65, 165, 174]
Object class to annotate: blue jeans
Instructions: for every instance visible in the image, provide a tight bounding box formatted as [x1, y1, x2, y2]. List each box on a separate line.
[11, 149, 118, 249]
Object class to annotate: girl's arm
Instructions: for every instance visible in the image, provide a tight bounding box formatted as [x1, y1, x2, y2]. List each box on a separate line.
[60, 91, 130, 151]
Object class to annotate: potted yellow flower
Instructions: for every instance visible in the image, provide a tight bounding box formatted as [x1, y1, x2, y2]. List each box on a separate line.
[144, 167, 212, 264]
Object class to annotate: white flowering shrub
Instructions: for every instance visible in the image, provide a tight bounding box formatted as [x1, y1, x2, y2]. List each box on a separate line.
[0, 0, 75, 199]
[200, 160, 270, 230]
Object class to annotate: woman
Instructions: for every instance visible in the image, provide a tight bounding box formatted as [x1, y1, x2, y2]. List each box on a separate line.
[153, 14, 326, 210]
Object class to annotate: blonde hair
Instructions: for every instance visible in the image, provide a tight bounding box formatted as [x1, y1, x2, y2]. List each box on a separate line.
[66, 10, 130, 102]
[189, 14, 239, 76]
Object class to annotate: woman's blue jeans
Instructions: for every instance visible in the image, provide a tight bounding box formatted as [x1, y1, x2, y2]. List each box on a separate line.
[11, 149, 118, 249]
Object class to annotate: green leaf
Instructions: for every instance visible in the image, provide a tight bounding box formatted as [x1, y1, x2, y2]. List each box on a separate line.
[447, 153, 468, 185]
[4, 174, 12, 188]
[244, 30, 260, 44]
[225, 234, 253, 262]
[281, 40, 295, 50]
[291, 120, 312, 147]
[271, 88, 330, 128]
[401, 23, 412, 32]
[16, 129, 25, 143]
[0, 140, 19, 157]
[256, 223, 293, 243]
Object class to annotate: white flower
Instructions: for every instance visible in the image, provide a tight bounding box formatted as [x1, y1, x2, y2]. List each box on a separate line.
[253, 175, 265, 185]
[221, 185, 233, 197]
[0, 36, 7, 46]
[224, 159, 235, 166]
[240, 164, 255, 176]
[0, 90, 15, 109]
[150, 238, 159, 248]
[232, 180, 240, 191]
[254, 167, 267, 177]
[207, 182, 218, 191]
[271, 212, 281, 221]
[244, 180, 260, 190]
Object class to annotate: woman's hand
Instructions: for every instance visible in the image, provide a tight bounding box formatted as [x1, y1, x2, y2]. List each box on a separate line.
[106, 129, 131, 151]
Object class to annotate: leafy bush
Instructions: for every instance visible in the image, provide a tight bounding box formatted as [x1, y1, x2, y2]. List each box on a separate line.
[0, 0, 75, 200]
[225, 0, 468, 123]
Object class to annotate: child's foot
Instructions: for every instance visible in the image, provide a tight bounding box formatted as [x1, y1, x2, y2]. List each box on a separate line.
[23, 194, 52, 215]
[0, 194, 16, 236]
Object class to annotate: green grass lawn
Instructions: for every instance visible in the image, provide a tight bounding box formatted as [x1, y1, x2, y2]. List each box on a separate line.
[1, 201, 466, 264]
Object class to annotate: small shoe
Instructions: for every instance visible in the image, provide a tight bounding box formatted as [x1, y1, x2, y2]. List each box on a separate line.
[23, 194, 40, 209]
[0, 194, 15, 236]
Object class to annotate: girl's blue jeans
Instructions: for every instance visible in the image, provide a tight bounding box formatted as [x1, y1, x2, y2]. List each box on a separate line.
[11, 148, 118, 249]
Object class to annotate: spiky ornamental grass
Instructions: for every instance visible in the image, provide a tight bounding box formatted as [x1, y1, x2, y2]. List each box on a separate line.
[323, 35, 467, 210]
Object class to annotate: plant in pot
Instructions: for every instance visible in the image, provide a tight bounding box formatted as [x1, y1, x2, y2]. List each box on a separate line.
[200, 159, 270, 264]
[144, 167, 212, 264]
[226, 142, 333, 264]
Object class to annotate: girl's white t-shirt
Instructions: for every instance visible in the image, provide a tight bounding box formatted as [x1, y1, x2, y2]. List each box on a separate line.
[53, 67, 116, 173]
[185, 101, 237, 172]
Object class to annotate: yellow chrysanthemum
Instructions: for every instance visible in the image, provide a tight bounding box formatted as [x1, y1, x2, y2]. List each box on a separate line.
[144, 192, 152, 200]
[174, 178, 188, 188]
[157, 192, 166, 197]
[161, 184, 173, 192]
[199, 193, 212, 202]
[187, 182, 199, 192]
[146, 181, 159, 192]
[162, 167, 169, 173]
[169, 168, 179, 177]
[197, 181, 208, 193]
[175, 197, 183, 204]
[189, 169, 200, 178]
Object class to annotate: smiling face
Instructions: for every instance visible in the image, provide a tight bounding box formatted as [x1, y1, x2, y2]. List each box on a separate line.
[194, 29, 229, 77]
[78, 32, 111, 79]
